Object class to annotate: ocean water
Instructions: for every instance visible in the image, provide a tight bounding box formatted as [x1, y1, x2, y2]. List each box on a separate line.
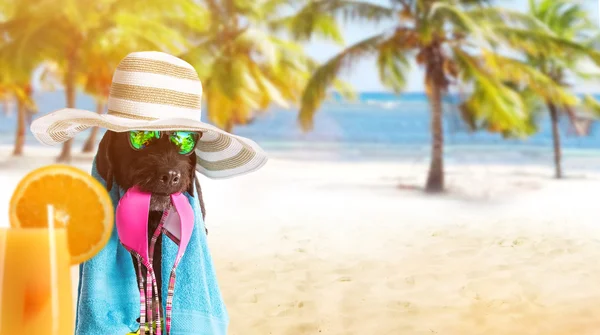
[2, 91, 600, 165]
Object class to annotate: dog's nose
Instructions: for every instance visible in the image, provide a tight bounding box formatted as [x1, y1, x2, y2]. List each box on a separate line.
[160, 170, 181, 186]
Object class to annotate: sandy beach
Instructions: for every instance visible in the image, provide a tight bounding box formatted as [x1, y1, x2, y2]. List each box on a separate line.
[3, 145, 600, 334]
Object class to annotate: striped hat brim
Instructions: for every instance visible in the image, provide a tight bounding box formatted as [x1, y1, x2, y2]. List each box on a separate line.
[29, 108, 268, 179]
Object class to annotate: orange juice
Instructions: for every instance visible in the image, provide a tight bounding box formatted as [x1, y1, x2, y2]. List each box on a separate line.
[0, 227, 73, 335]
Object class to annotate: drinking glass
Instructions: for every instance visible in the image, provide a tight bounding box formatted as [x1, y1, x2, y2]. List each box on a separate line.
[0, 206, 73, 334]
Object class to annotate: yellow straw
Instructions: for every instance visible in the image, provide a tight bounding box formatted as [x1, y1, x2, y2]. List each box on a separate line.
[47, 205, 59, 335]
[0, 227, 6, 331]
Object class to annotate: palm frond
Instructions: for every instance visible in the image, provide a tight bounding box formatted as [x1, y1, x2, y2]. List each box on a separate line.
[262, 47, 316, 104]
[112, 12, 191, 54]
[452, 47, 540, 135]
[205, 86, 233, 129]
[269, 0, 394, 43]
[492, 27, 600, 63]
[230, 0, 264, 20]
[269, 9, 344, 44]
[481, 51, 580, 107]
[248, 61, 289, 109]
[529, 0, 596, 40]
[590, 32, 600, 49]
[454, 0, 491, 6]
[582, 94, 600, 117]
[564, 57, 600, 81]
[465, 7, 552, 33]
[317, 0, 396, 22]
[428, 2, 490, 44]
[332, 79, 356, 101]
[235, 28, 280, 65]
[299, 33, 387, 131]
[178, 27, 250, 78]
[376, 33, 413, 93]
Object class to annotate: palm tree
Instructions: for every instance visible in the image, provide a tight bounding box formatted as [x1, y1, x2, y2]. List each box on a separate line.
[0, 3, 36, 156]
[179, 0, 340, 133]
[0, 53, 39, 157]
[13, 84, 35, 156]
[0, 79, 36, 157]
[38, 58, 110, 153]
[2, 83, 36, 156]
[0, 90, 9, 116]
[0, 0, 206, 161]
[522, 0, 600, 179]
[296, 0, 592, 192]
[81, 103, 107, 153]
[79, 51, 119, 153]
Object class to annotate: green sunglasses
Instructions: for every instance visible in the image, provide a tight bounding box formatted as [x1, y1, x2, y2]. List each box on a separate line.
[128, 130, 200, 155]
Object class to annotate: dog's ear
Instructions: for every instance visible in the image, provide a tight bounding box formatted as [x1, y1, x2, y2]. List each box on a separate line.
[187, 152, 206, 217]
[96, 131, 114, 191]
[186, 150, 197, 198]
[195, 176, 207, 221]
[187, 151, 207, 234]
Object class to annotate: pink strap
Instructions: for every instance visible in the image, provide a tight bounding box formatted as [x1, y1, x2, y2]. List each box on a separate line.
[136, 255, 147, 335]
[146, 209, 170, 334]
[116, 188, 195, 335]
[146, 265, 153, 335]
[164, 193, 194, 333]
[125, 207, 167, 334]
[170, 193, 194, 263]
[165, 258, 182, 333]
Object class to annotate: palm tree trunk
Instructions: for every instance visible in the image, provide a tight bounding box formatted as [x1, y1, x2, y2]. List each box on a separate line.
[548, 102, 562, 179]
[2, 99, 9, 116]
[82, 101, 105, 153]
[57, 57, 76, 163]
[12, 99, 26, 156]
[224, 120, 234, 133]
[425, 83, 444, 193]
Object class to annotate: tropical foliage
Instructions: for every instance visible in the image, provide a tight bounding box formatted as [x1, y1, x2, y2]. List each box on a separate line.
[177, 0, 351, 132]
[0, 0, 206, 161]
[297, 0, 600, 192]
[0, 0, 343, 159]
[517, 0, 600, 178]
[0, 59, 38, 156]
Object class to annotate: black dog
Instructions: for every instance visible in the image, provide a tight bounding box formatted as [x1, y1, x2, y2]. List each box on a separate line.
[95, 130, 207, 324]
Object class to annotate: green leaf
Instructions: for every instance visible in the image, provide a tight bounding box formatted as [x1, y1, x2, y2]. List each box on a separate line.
[299, 32, 387, 131]
[376, 35, 411, 93]
[582, 94, 600, 117]
[269, 0, 393, 43]
[493, 27, 600, 62]
[113, 12, 190, 54]
[452, 48, 533, 135]
[428, 2, 489, 45]
[466, 7, 551, 33]
[481, 51, 580, 107]
[249, 62, 290, 109]
[235, 28, 279, 65]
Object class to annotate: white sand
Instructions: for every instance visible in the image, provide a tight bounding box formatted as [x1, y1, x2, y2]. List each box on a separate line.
[3, 145, 600, 334]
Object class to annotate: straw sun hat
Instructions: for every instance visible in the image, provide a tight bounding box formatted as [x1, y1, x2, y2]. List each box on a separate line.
[30, 51, 268, 179]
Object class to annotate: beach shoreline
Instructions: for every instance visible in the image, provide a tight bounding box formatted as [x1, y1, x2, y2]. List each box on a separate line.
[2, 145, 600, 334]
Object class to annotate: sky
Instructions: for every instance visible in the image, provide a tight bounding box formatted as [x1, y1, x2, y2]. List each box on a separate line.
[302, 0, 600, 92]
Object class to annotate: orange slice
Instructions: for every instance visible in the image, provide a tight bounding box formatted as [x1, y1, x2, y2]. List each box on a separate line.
[9, 164, 114, 265]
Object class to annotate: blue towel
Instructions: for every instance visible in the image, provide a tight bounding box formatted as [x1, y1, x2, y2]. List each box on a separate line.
[75, 159, 229, 335]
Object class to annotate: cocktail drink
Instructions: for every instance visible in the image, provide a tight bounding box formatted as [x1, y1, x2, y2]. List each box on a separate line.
[0, 225, 73, 334]
[1, 164, 115, 335]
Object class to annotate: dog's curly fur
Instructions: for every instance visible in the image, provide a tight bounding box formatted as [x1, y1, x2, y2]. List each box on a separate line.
[95, 130, 207, 323]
